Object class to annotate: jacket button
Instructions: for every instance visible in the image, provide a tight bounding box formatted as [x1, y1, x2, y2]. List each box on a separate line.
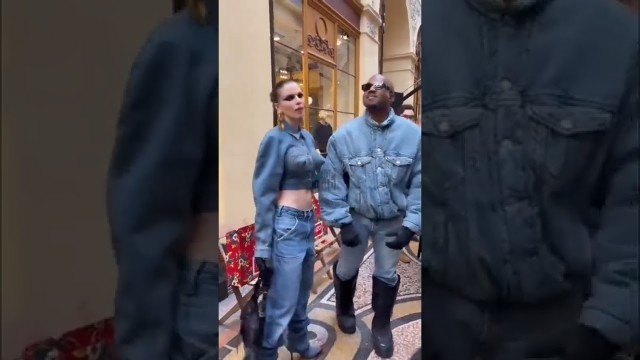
[438, 122, 450, 132]
[560, 119, 573, 129]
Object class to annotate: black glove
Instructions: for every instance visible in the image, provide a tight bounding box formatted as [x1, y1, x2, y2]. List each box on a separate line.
[386, 226, 414, 250]
[564, 325, 618, 360]
[340, 223, 360, 247]
[255, 257, 273, 288]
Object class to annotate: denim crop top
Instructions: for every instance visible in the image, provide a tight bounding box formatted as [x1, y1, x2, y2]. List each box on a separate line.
[252, 120, 325, 258]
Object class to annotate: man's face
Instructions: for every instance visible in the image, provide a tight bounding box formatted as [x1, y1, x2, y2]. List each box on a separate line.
[362, 75, 393, 110]
[401, 109, 416, 122]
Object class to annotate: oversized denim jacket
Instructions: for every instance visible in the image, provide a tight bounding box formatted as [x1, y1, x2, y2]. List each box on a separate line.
[319, 111, 421, 234]
[252, 121, 324, 258]
[423, 0, 638, 347]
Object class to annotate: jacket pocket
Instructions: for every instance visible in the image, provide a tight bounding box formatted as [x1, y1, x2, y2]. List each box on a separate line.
[526, 105, 612, 181]
[384, 155, 413, 183]
[423, 107, 484, 191]
[346, 155, 374, 185]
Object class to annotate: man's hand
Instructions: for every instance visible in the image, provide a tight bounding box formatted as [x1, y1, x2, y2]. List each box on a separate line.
[564, 325, 618, 360]
[386, 226, 414, 250]
[255, 257, 273, 288]
[340, 223, 361, 247]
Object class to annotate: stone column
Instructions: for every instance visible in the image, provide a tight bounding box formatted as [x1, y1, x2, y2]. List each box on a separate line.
[358, 4, 382, 115]
[383, 52, 417, 104]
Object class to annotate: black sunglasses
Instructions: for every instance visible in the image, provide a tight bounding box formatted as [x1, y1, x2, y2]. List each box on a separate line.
[361, 82, 390, 92]
[283, 92, 304, 101]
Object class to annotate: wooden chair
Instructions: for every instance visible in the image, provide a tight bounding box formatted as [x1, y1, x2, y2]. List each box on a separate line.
[311, 195, 341, 293]
[218, 224, 259, 325]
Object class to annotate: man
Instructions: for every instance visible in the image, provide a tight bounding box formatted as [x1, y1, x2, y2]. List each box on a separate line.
[399, 103, 417, 123]
[106, 0, 218, 358]
[319, 74, 421, 359]
[422, 1, 638, 359]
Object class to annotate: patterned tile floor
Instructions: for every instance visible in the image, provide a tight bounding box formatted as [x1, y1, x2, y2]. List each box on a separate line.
[219, 241, 422, 360]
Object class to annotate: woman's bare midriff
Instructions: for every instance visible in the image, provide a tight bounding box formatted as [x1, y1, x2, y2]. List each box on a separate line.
[278, 189, 314, 211]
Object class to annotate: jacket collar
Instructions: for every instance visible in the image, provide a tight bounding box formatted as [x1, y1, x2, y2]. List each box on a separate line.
[365, 108, 396, 129]
[283, 119, 303, 139]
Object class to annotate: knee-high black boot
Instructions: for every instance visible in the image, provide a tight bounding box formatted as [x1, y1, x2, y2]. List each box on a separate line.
[371, 275, 400, 358]
[332, 261, 358, 334]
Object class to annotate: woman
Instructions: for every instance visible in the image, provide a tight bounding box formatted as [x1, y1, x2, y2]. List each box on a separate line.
[252, 79, 326, 359]
[106, 0, 218, 358]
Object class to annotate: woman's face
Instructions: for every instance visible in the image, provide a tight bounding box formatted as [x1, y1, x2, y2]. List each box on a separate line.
[276, 82, 305, 123]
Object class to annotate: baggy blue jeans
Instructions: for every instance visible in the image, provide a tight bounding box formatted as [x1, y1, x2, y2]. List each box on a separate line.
[172, 260, 219, 359]
[262, 206, 316, 350]
[335, 212, 403, 286]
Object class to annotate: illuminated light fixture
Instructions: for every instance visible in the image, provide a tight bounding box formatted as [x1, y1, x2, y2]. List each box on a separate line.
[308, 97, 313, 105]
[273, 32, 283, 41]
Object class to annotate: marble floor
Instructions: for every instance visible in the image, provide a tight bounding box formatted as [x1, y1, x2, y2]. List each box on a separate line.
[219, 241, 422, 360]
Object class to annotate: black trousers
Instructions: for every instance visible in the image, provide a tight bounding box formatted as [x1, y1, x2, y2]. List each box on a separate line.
[422, 268, 587, 360]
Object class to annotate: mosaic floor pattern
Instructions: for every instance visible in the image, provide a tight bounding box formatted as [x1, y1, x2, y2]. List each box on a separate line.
[220, 242, 422, 360]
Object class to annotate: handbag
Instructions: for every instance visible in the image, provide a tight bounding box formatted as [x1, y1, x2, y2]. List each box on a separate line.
[240, 276, 267, 359]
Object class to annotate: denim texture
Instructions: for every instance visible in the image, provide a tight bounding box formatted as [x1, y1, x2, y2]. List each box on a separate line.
[422, 269, 585, 360]
[172, 261, 219, 360]
[262, 206, 316, 350]
[422, 0, 638, 347]
[335, 212, 403, 286]
[318, 111, 421, 234]
[252, 121, 324, 259]
[107, 8, 217, 359]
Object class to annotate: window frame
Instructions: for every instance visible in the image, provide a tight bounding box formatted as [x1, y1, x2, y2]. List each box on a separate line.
[269, 0, 360, 130]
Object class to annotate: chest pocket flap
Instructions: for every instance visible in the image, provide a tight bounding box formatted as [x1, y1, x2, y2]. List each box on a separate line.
[423, 108, 484, 137]
[527, 105, 612, 135]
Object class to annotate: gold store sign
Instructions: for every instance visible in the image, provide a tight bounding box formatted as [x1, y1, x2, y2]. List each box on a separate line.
[304, 6, 337, 64]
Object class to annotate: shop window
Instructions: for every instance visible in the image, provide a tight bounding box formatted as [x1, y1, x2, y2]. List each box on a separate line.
[335, 29, 356, 128]
[413, 26, 422, 125]
[270, 0, 358, 133]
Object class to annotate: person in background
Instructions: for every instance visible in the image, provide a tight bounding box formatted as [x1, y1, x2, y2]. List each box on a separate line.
[252, 79, 325, 360]
[320, 74, 421, 359]
[106, 0, 218, 358]
[399, 104, 417, 123]
[422, 0, 638, 359]
[313, 110, 333, 157]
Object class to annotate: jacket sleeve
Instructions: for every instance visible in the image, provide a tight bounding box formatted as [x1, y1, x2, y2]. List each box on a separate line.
[580, 54, 639, 348]
[252, 132, 284, 258]
[106, 36, 204, 357]
[319, 136, 351, 227]
[403, 140, 422, 234]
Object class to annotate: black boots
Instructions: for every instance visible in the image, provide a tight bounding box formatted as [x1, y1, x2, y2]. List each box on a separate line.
[371, 275, 400, 358]
[332, 261, 358, 334]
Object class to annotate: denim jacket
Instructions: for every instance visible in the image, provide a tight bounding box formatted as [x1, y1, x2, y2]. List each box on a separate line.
[319, 110, 421, 234]
[252, 121, 324, 258]
[423, 0, 638, 347]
